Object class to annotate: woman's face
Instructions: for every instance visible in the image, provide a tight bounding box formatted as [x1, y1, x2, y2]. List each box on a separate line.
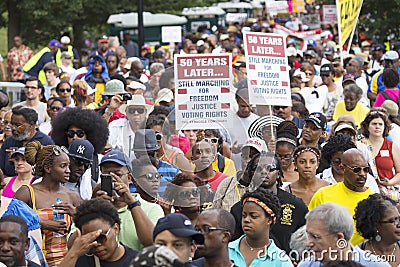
[368, 118, 385, 138]
[295, 151, 319, 180]
[58, 83, 72, 104]
[50, 152, 70, 183]
[276, 144, 294, 171]
[47, 100, 64, 119]
[135, 165, 160, 198]
[13, 154, 32, 175]
[242, 201, 271, 238]
[344, 91, 358, 111]
[176, 181, 200, 208]
[81, 219, 119, 261]
[183, 129, 198, 147]
[330, 151, 344, 176]
[66, 125, 87, 145]
[377, 206, 400, 243]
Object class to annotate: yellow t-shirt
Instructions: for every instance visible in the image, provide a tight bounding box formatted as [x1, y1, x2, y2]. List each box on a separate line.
[94, 83, 106, 104]
[332, 101, 370, 128]
[308, 182, 373, 246]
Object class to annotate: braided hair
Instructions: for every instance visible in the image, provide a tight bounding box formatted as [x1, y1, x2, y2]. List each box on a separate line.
[24, 141, 58, 176]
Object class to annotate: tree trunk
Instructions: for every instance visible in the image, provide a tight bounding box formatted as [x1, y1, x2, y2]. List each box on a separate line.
[73, 23, 83, 66]
[6, 0, 21, 50]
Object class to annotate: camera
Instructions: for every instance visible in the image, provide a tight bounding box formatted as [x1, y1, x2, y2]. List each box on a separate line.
[121, 93, 132, 101]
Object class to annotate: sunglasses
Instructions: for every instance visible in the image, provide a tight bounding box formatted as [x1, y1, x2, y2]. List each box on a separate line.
[59, 88, 72, 93]
[155, 133, 163, 141]
[179, 188, 200, 199]
[53, 146, 69, 156]
[24, 86, 39, 90]
[195, 225, 228, 235]
[255, 164, 278, 172]
[277, 154, 292, 160]
[95, 228, 111, 245]
[50, 106, 61, 112]
[71, 157, 92, 168]
[273, 106, 288, 110]
[204, 137, 219, 144]
[138, 173, 162, 181]
[343, 164, 370, 174]
[66, 130, 86, 138]
[331, 159, 341, 165]
[127, 107, 145, 114]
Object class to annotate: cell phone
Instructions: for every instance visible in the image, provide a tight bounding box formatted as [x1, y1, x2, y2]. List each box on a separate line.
[100, 174, 113, 197]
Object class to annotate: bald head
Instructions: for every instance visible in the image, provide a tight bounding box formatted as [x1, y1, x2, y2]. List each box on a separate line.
[342, 148, 366, 165]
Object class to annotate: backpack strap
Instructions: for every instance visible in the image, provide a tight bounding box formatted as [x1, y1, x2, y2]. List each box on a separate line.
[217, 153, 225, 173]
[380, 91, 395, 101]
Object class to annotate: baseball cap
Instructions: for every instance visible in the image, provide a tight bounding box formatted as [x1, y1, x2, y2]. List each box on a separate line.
[60, 36, 70, 44]
[342, 73, 356, 84]
[156, 88, 174, 103]
[384, 51, 399, 61]
[304, 50, 317, 58]
[100, 150, 132, 172]
[10, 147, 25, 158]
[49, 39, 61, 47]
[320, 64, 334, 76]
[305, 112, 327, 131]
[372, 44, 386, 53]
[307, 40, 316, 47]
[324, 46, 334, 55]
[242, 138, 267, 152]
[333, 123, 357, 136]
[98, 35, 109, 43]
[153, 213, 204, 244]
[61, 51, 72, 59]
[68, 139, 94, 162]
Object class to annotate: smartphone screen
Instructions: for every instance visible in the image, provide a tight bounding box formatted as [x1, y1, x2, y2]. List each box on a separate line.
[100, 174, 113, 197]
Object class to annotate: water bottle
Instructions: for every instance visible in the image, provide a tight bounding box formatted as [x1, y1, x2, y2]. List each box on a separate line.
[53, 198, 64, 221]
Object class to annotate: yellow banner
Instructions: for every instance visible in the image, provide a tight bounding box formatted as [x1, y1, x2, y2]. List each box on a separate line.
[293, 0, 305, 13]
[338, 0, 363, 45]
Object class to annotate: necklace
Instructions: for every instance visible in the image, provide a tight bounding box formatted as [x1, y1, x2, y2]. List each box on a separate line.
[369, 240, 397, 257]
[244, 236, 270, 252]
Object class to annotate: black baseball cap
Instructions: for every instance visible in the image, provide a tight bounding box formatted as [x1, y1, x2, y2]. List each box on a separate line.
[305, 112, 327, 131]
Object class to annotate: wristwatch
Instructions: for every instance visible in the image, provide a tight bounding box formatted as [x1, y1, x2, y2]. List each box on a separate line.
[128, 200, 141, 210]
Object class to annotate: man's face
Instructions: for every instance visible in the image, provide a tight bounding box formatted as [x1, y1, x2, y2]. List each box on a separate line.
[273, 105, 291, 120]
[69, 156, 91, 183]
[342, 153, 368, 191]
[98, 41, 109, 53]
[195, 210, 228, 258]
[154, 230, 193, 261]
[346, 59, 360, 74]
[252, 155, 279, 189]
[192, 142, 216, 172]
[131, 62, 144, 79]
[306, 219, 338, 262]
[241, 147, 259, 171]
[100, 162, 130, 185]
[0, 222, 29, 267]
[125, 105, 147, 127]
[45, 70, 55, 82]
[302, 121, 323, 143]
[10, 114, 33, 141]
[13, 37, 22, 47]
[236, 97, 252, 118]
[24, 80, 41, 101]
[106, 56, 118, 71]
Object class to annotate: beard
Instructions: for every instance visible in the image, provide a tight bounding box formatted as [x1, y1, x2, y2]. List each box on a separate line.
[13, 129, 31, 141]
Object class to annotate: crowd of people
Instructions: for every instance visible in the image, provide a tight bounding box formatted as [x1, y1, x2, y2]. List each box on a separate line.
[1, 11, 400, 267]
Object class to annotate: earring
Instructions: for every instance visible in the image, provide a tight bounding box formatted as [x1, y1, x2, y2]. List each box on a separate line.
[375, 231, 381, 242]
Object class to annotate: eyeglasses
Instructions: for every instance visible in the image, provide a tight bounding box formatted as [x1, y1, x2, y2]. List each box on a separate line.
[273, 106, 288, 110]
[66, 130, 86, 138]
[276, 154, 292, 160]
[24, 86, 39, 90]
[95, 228, 112, 245]
[195, 225, 228, 235]
[179, 188, 200, 199]
[255, 164, 278, 172]
[53, 146, 69, 156]
[50, 106, 61, 112]
[137, 173, 162, 181]
[381, 218, 400, 226]
[343, 164, 370, 174]
[127, 107, 145, 114]
[155, 133, 163, 141]
[9, 123, 27, 129]
[331, 159, 341, 165]
[70, 157, 92, 168]
[59, 88, 72, 93]
[203, 138, 219, 144]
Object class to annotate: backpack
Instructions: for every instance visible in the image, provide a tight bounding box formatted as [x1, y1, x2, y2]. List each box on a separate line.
[379, 91, 400, 116]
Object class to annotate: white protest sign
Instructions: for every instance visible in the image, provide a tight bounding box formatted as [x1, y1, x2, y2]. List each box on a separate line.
[323, 5, 337, 24]
[243, 32, 291, 106]
[174, 54, 234, 130]
[162, 26, 182, 43]
[265, 1, 288, 14]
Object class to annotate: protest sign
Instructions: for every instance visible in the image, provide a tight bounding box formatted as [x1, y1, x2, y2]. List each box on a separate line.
[174, 54, 233, 130]
[323, 5, 337, 24]
[243, 32, 291, 106]
[292, 0, 305, 13]
[162, 26, 182, 43]
[265, 1, 288, 15]
[337, 0, 363, 46]
[273, 24, 321, 50]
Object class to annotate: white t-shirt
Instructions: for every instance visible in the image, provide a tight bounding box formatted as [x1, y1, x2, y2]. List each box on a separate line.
[300, 85, 328, 113]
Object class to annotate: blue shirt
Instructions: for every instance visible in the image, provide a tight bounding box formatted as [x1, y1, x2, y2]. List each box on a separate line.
[228, 235, 294, 267]
[297, 245, 391, 267]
